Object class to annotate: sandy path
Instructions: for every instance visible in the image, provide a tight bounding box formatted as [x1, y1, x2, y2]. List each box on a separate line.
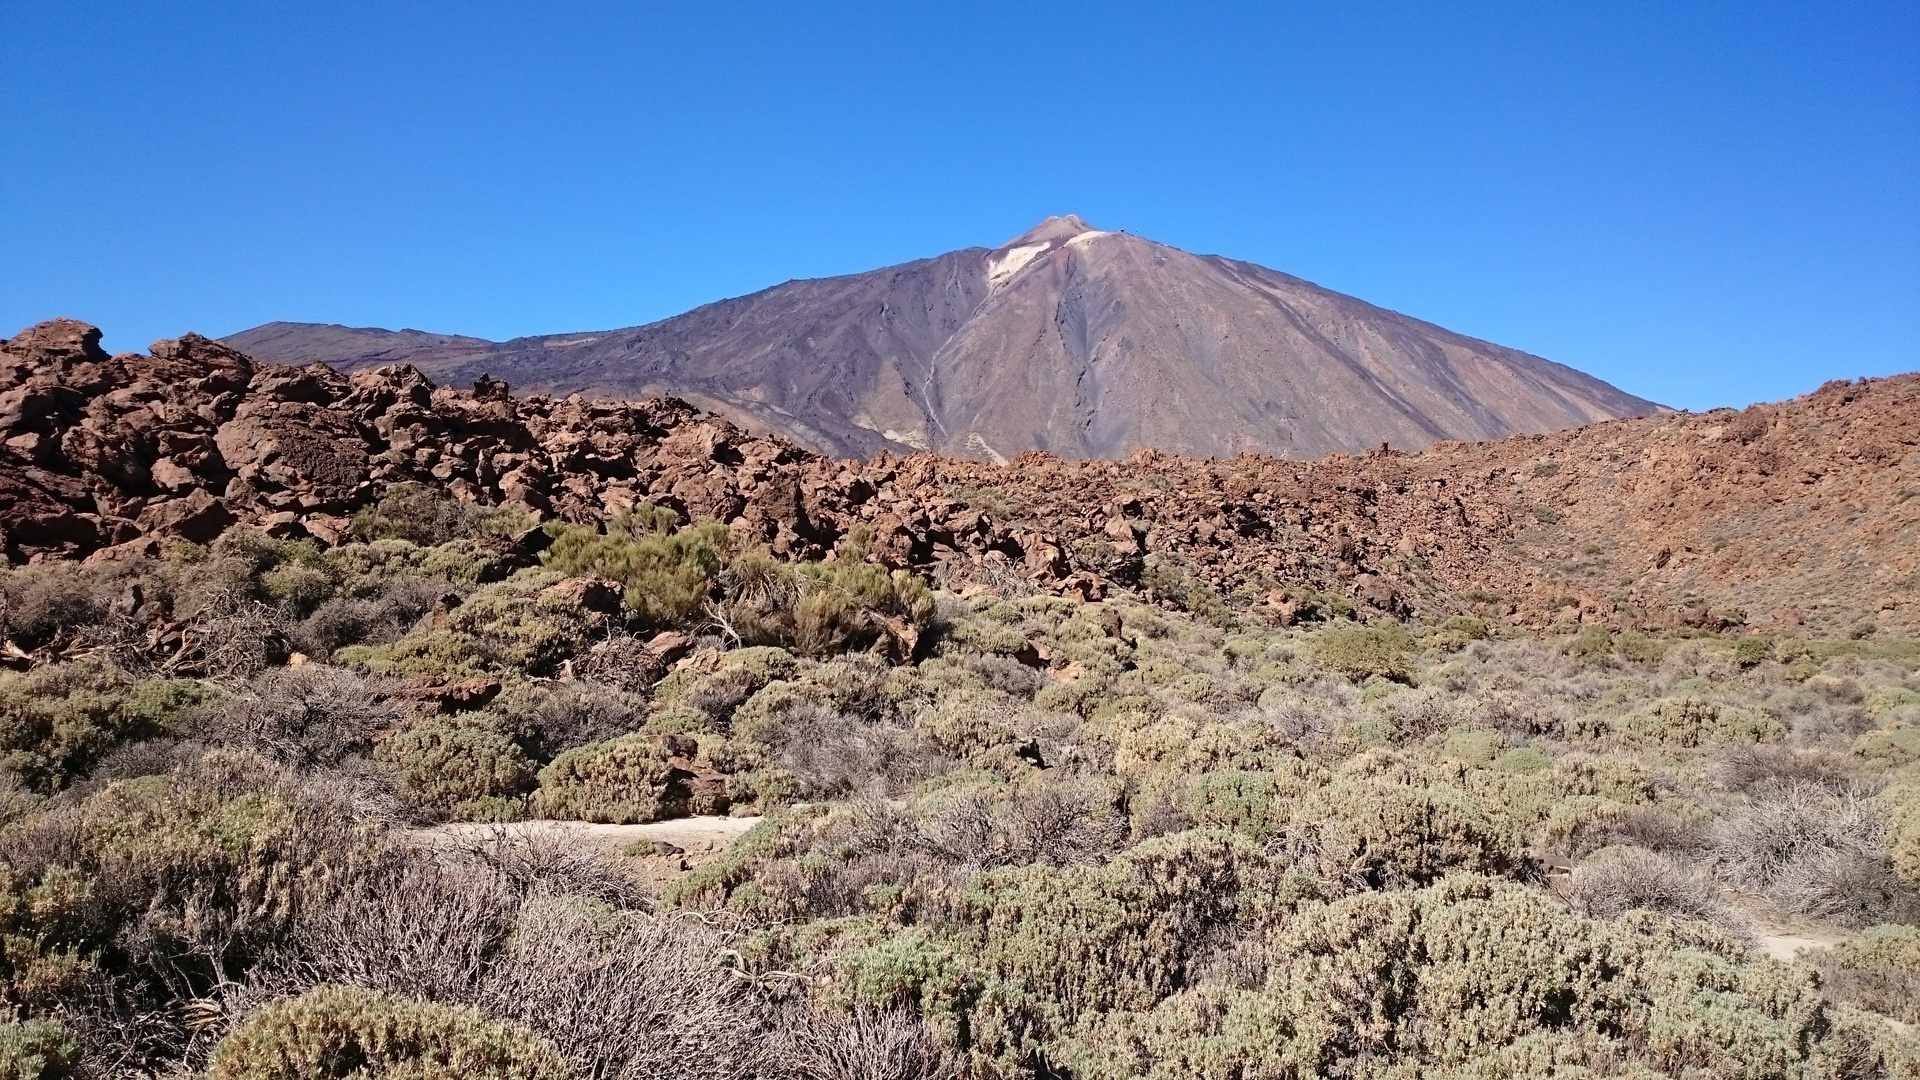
[418, 816, 762, 854]
[1756, 930, 1847, 963]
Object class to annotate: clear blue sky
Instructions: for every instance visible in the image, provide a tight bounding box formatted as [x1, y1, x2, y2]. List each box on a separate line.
[3, 2, 1915, 410]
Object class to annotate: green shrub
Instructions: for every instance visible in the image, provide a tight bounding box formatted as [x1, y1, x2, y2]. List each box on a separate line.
[1884, 784, 1920, 888]
[1138, 556, 1231, 624]
[1427, 616, 1489, 653]
[1065, 874, 1841, 1080]
[833, 829, 1270, 1075]
[1286, 778, 1512, 888]
[1615, 631, 1668, 664]
[345, 572, 609, 678]
[1182, 771, 1292, 841]
[448, 574, 610, 675]
[207, 984, 569, 1079]
[1732, 635, 1772, 668]
[0, 864, 94, 1014]
[1310, 624, 1414, 684]
[0, 663, 218, 790]
[542, 514, 726, 629]
[533, 732, 723, 823]
[351, 484, 529, 546]
[1439, 729, 1502, 766]
[0, 1019, 77, 1080]
[1563, 625, 1612, 660]
[785, 562, 936, 658]
[1491, 746, 1551, 774]
[1810, 924, 1920, 1024]
[1854, 723, 1920, 767]
[1607, 696, 1784, 749]
[375, 719, 536, 820]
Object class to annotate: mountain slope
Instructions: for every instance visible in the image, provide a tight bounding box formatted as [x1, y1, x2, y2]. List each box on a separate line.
[225, 216, 1660, 460]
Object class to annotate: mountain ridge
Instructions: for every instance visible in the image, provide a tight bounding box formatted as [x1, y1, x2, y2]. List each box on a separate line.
[224, 217, 1662, 460]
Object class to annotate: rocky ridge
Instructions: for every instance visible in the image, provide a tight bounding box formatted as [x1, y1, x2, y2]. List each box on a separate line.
[4, 319, 1915, 635]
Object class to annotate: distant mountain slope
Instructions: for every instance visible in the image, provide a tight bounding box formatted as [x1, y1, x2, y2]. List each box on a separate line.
[225, 216, 1661, 460]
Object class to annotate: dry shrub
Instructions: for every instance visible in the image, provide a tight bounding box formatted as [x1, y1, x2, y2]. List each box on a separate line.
[181, 588, 293, 680]
[292, 578, 446, 658]
[773, 1003, 954, 1080]
[267, 854, 519, 1004]
[1557, 803, 1713, 861]
[1567, 846, 1745, 933]
[576, 632, 665, 695]
[914, 776, 1126, 871]
[478, 896, 766, 1080]
[1713, 743, 1857, 795]
[450, 829, 647, 911]
[958, 654, 1046, 699]
[1771, 850, 1919, 929]
[778, 705, 938, 801]
[493, 679, 640, 763]
[0, 565, 109, 651]
[1713, 785, 1917, 926]
[196, 666, 400, 770]
[1374, 687, 1474, 742]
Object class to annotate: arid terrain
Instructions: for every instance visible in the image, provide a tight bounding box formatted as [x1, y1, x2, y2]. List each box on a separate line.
[4, 318, 1911, 636]
[0, 316, 1916, 1078]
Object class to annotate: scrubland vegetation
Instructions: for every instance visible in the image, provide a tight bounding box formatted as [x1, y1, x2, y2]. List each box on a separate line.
[0, 486, 1916, 1077]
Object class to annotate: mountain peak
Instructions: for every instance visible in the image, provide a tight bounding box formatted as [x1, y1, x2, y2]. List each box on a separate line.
[224, 222, 1660, 462]
[1000, 214, 1098, 249]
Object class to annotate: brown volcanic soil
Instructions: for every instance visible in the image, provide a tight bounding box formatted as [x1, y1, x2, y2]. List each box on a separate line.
[4, 318, 1915, 636]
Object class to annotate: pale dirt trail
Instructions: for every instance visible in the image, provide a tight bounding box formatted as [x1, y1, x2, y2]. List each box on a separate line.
[416, 816, 761, 856]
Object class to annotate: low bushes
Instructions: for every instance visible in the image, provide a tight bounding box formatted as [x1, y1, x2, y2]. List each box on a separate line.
[206, 984, 569, 1080]
[1810, 924, 1920, 1025]
[1605, 695, 1785, 749]
[0, 1019, 77, 1080]
[1060, 874, 1847, 1080]
[374, 719, 536, 821]
[1309, 624, 1414, 684]
[1567, 846, 1742, 932]
[532, 733, 726, 824]
[1285, 778, 1512, 888]
[542, 513, 726, 629]
[0, 662, 215, 791]
[350, 483, 530, 547]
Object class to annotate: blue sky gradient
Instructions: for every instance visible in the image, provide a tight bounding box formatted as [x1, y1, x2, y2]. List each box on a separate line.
[3, 1, 1914, 410]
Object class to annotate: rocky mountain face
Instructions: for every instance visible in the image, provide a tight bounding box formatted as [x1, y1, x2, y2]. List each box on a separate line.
[225, 216, 1661, 461]
[5, 318, 1914, 636]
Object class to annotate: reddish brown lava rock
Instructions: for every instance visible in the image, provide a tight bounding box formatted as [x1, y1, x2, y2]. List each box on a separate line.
[2, 319, 1915, 636]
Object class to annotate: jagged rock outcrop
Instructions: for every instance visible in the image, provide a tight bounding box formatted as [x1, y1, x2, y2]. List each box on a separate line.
[3, 319, 1916, 636]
